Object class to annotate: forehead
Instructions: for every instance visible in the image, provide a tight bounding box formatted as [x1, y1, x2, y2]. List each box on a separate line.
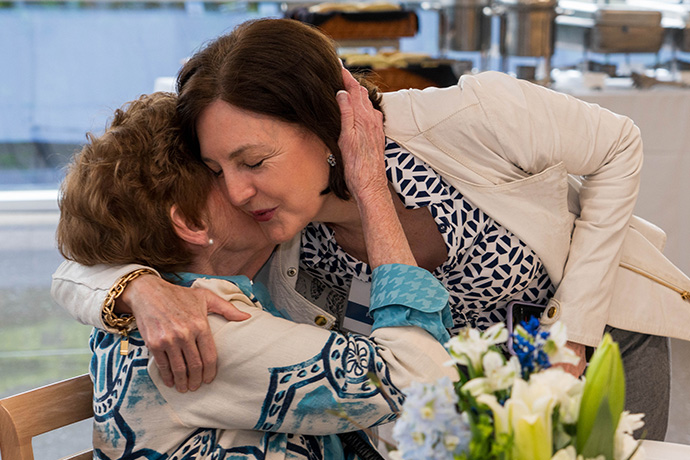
[197, 100, 312, 160]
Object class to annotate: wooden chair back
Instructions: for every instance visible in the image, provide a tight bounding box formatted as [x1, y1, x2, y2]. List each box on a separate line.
[0, 373, 93, 460]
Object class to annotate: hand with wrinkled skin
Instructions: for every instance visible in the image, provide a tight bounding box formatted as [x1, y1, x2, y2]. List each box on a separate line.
[336, 66, 388, 206]
[336, 66, 416, 268]
[118, 274, 250, 392]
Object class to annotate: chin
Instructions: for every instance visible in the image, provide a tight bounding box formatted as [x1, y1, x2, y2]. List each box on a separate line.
[262, 223, 299, 245]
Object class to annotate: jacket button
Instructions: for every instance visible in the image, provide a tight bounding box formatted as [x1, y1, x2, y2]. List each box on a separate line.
[314, 315, 328, 326]
[547, 306, 557, 318]
[287, 267, 297, 277]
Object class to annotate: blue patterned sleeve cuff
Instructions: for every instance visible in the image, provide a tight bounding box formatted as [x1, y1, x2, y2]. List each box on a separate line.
[369, 264, 452, 343]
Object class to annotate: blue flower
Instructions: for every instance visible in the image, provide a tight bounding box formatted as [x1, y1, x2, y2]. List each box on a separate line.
[393, 377, 471, 460]
[512, 317, 552, 379]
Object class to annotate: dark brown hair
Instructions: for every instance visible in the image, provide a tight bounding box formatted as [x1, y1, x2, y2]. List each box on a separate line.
[177, 18, 382, 200]
[57, 92, 214, 273]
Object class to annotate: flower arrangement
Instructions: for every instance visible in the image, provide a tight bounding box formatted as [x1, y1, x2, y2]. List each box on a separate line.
[390, 318, 645, 460]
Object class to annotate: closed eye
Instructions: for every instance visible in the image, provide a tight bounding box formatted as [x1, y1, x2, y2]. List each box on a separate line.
[245, 159, 265, 169]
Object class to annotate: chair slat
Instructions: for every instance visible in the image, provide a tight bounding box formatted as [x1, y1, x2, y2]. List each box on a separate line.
[62, 448, 94, 460]
[0, 374, 93, 460]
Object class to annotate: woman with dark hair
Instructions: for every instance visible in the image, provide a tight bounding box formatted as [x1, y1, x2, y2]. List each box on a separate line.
[56, 91, 455, 458]
[54, 19, 690, 440]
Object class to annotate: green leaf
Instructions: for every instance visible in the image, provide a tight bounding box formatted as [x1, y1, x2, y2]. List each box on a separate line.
[579, 396, 617, 460]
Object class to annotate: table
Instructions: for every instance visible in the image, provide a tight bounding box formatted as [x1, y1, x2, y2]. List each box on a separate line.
[643, 440, 690, 459]
[562, 84, 690, 446]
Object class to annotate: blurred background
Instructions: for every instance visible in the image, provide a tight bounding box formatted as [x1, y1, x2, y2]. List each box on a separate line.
[1, 0, 689, 456]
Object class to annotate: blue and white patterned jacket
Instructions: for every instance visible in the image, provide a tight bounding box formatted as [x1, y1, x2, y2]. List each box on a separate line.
[90, 264, 456, 459]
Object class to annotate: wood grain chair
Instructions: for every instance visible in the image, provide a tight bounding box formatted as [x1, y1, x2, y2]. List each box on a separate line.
[0, 373, 93, 460]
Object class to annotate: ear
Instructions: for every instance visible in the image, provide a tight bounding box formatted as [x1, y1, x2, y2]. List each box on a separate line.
[170, 204, 209, 247]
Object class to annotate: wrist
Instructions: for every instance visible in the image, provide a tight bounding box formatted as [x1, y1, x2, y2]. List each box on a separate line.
[102, 268, 159, 332]
[354, 182, 393, 210]
[118, 272, 161, 315]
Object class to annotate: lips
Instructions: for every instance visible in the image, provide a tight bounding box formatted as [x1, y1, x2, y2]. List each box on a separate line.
[251, 207, 277, 222]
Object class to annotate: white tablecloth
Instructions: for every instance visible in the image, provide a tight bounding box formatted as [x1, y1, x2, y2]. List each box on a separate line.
[565, 85, 690, 446]
[643, 440, 690, 459]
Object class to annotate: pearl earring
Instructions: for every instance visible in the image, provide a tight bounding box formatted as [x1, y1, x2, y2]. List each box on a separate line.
[208, 238, 214, 246]
[327, 153, 336, 167]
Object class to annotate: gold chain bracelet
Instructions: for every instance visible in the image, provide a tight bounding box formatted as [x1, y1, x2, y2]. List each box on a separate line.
[102, 268, 158, 355]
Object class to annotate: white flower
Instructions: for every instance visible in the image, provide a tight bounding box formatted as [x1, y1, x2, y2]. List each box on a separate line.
[529, 368, 584, 424]
[479, 377, 558, 460]
[551, 446, 605, 460]
[462, 353, 520, 398]
[543, 322, 581, 366]
[614, 411, 645, 460]
[444, 434, 461, 451]
[616, 411, 645, 435]
[446, 323, 508, 371]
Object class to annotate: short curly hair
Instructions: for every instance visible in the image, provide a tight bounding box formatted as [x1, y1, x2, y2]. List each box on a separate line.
[57, 92, 214, 273]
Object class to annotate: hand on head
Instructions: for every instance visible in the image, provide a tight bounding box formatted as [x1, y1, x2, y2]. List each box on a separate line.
[336, 67, 388, 204]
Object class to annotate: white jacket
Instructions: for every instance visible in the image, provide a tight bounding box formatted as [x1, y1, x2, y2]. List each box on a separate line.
[263, 71, 690, 346]
[52, 71, 690, 347]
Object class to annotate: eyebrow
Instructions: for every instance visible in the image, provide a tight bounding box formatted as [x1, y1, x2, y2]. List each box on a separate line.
[201, 144, 260, 163]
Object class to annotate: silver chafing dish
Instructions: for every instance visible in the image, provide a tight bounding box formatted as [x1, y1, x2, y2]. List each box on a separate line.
[440, 0, 492, 52]
[496, 0, 559, 57]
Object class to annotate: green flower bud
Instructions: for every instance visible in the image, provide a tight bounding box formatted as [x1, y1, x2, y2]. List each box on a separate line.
[576, 333, 625, 460]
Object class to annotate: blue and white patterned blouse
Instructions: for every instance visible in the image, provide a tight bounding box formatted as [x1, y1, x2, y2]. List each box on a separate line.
[299, 139, 555, 335]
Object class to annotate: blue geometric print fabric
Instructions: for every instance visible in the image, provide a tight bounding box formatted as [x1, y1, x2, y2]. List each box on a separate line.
[89, 273, 410, 460]
[370, 264, 447, 314]
[255, 333, 401, 433]
[369, 264, 453, 342]
[300, 139, 555, 334]
[90, 330, 367, 459]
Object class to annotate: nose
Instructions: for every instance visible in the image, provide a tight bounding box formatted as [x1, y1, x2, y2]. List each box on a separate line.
[223, 173, 256, 207]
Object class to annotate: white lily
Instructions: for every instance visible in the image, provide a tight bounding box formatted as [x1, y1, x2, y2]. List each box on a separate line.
[447, 323, 508, 371]
[511, 378, 557, 460]
[543, 322, 581, 366]
[462, 352, 519, 398]
[551, 446, 605, 460]
[478, 378, 557, 460]
[475, 393, 510, 435]
[614, 411, 645, 460]
[529, 368, 584, 424]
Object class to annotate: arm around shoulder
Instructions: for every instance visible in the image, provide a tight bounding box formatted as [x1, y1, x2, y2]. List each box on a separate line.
[51, 260, 159, 331]
[149, 277, 456, 433]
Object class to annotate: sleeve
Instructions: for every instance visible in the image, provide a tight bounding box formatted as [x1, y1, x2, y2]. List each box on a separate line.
[148, 276, 457, 434]
[369, 263, 452, 343]
[51, 260, 160, 332]
[471, 72, 643, 346]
